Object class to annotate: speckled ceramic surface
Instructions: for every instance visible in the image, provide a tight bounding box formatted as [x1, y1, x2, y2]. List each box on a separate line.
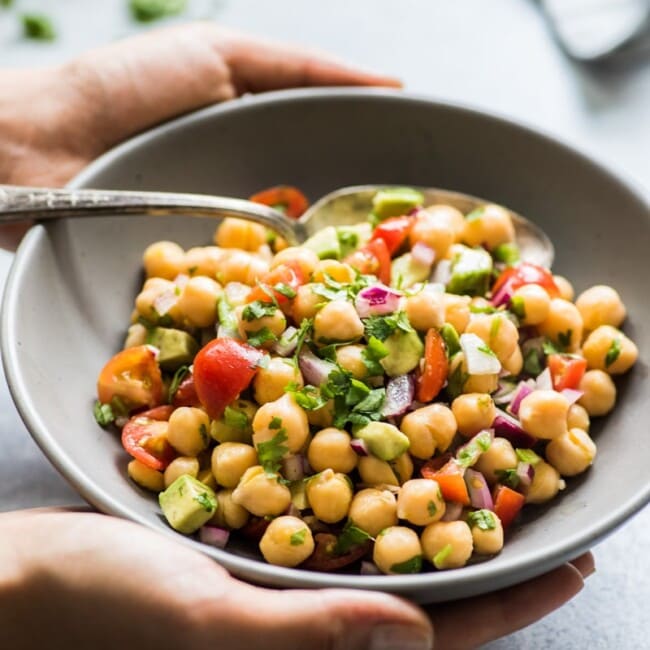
[2, 89, 648, 603]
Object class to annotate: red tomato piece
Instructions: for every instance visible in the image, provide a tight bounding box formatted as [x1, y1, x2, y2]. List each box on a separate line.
[193, 338, 264, 420]
[344, 238, 391, 285]
[422, 460, 470, 506]
[492, 262, 560, 299]
[97, 345, 164, 412]
[171, 374, 201, 408]
[300, 533, 371, 572]
[493, 484, 526, 529]
[417, 328, 448, 402]
[249, 185, 309, 219]
[246, 263, 305, 305]
[121, 405, 176, 471]
[370, 215, 414, 256]
[547, 354, 587, 391]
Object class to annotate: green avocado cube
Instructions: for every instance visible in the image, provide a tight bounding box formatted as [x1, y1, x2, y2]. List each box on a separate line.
[354, 422, 410, 461]
[372, 187, 424, 221]
[159, 475, 217, 534]
[390, 252, 432, 289]
[446, 246, 493, 296]
[303, 226, 342, 260]
[335, 223, 372, 258]
[146, 327, 199, 371]
[380, 328, 424, 377]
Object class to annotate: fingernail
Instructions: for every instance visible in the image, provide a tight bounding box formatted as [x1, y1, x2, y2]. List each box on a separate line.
[583, 566, 596, 579]
[369, 624, 433, 650]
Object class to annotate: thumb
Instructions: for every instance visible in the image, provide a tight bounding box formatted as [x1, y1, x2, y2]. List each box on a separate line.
[215, 581, 434, 650]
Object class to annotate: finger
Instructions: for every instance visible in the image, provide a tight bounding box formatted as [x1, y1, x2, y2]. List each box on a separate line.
[427, 563, 584, 649]
[569, 551, 595, 578]
[215, 27, 403, 93]
[211, 581, 434, 650]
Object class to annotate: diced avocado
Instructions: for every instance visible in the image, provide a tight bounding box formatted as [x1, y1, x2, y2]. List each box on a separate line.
[446, 245, 493, 296]
[290, 480, 309, 510]
[335, 223, 372, 258]
[390, 253, 431, 289]
[380, 328, 424, 376]
[210, 399, 256, 443]
[303, 225, 341, 260]
[440, 323, 461, 358]
[372, 187, 424, 221]
[354, 421, 410, 461]
[146, 327, 199, 371]
[159, 475, 217, 534]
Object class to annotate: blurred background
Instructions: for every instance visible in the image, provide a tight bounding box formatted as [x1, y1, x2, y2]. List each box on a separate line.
[1, 1, 649, 648]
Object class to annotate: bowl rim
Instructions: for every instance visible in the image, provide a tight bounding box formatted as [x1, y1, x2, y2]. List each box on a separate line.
[3, 87, 649, 598]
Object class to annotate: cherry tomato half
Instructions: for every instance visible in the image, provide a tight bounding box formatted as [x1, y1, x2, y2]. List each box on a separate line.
[547, 354, 587, 391]
[370, 215, 414, 256]
[422, 459, 470, 506]
[300, 533, 371, 572]
[491, 261, 560, 299]
[121, 405, 176, 471]
[97, 345, 163, 412]
[193, 338, 265, 420]
[171, 373, 201, 408]
[246, 262, 305, 305]
[249, 185, 309, 220]
[344, 238, 391, 285]
[493, 484, 526, 529]
[417, 328, 448, 402]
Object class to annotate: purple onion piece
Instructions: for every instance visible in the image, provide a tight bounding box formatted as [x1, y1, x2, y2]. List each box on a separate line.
[350, 439, 369, 456]
[490, 283, 513, 308]
[441, 501, 464, 521]
[492, 408, 538, 448]
[535, 367, 553, 391]
[285, 503, 302, 518]
[273, 326, 299, 357]
[561, 388, 584, 405]
[508, 382, 535, 416]
[199, 526, 230, 549]
[355, 284, 402, 318]
[515, 462, 535, 493]
[456, 429, 494, 467]
[464, 468, 494, 510]
[282, 454, 305, 481]
[298, 349, 336, 387]
[430, 259, 451, 285]
[381, 374, 415, 418]
[493, 379, 519, 406]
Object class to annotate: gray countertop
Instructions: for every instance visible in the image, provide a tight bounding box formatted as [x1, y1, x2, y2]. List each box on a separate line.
[1, 1, 649, 648]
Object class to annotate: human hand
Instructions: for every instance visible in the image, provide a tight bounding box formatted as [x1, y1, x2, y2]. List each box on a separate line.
[0, 508, 593, 650]
[0, 21, 400, 250]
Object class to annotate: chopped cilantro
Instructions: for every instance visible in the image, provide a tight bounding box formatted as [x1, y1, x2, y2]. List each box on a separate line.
[495, 468, 520, 489]
[465, 207, 485, 222]
[257, 430, 289, 477]
[129, 0, 187, 22]
[273, 283, 297, 299]
[292, 318, 313, 362]
[493, 242, 520, 265]
[433, 543, 453, 569]
[317, 344, 339, 362]
[470, 304, 498, 314]
[223, 405, 249, 430]
[246, 327, 277, 347]
[523, 348, 543, 376]
[427, 500, 438, 517]
[187, 265, 198, 276]
[199, 423, 210, 446]
[456, 430, 492, 468]
[269, 416, 283, 430]
[515, 448, 542, 465]
[22, 13, 56, 40]
[361, 336, 389, 376]
[489, 316, 502, 340]
[337, 229, 359, 256]
[194, 492, 216, 513]
[286, 383, 328, 411]
[167, 365, 189, 403]
[605, 338, 622, 367]
[557, 329, 573, 351]
[477, 343, 496, 357]
[290, 529, 307, 546]
[1, 0, 14, 8]
[345, 378, 371, 406]
[242, 300, 277, 321]
[446, 357, 469, 399]
[542, 339, 560, 356]
[509, 295, 526, 320]
[93, 401, 115, 427]
[364, 311, 413, 342]
[467, 509, 497, 531]
[390, 555, 423, 574]
[333, 522, 371, 555]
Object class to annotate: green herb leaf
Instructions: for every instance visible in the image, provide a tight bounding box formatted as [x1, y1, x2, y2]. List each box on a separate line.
[523, 348, 543, 376]
[495, 468, 520, 489]
[542, 339, 560, 356]
[515, 448, 542, 465]
[477, 343, 496, 357]
[427, 500, 438, 517]
[257, 430, 289, 477]
[433, 544, 453, 569]
[557, 329, 573, 352]
[345, 378, 371, 406]
[22, 13, 56, 40]
[269, 416, 283, 430]
[489, 316, 502, 340]
[470, 304, 498, 314]
[242, 300, 277, 321]
[290, 529, 307, 546]
[605, 338, 622, 367]
[129, 0, 187, 22]
[292, 318, 313, 362]
[273, 283, 297, 299]
[286, 383, 329, 411]
[465, 207, 485, 222]
[456, 430, 492, 468]
[361, 336, 389, 376]
[194, 491, 216, 513]
[93, 401, 115, 427]
[390, 555, 423, 574]
[167, 365, 190, 403]
[446, 356, 469, 399]
[493, 242, 520, 265]
[333, 522, 371, 555]
[467, 509, 497, 531]
[224, 406, 249, 430]
[246, 327, 278, 347]
[364, 311, 413, 342]
[509, 295, 526, 320]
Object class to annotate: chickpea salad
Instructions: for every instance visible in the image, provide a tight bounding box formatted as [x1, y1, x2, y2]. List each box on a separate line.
[94, 185, 638, 575]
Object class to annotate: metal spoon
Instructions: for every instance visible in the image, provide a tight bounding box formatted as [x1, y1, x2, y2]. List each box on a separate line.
[0, 183, 553, 266]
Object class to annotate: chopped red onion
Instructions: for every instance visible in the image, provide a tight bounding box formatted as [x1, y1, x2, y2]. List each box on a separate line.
[441, 501, 464, 521]
[285, 503, 302, 518]
[535, 367, 553, 391]
[411, 242, 436, 267]
[174, 273, 190, 289]
[360, 561, 382, 576]
[282, 454, 305, 481]
[273, 326, 298, 357]
[561, 388, 584, 405]
[381, 374, 415, 418]
[145, 344, 160, 359]
[153, 290, 178, 316]
[298, 349, 336, 387]
[492, 409, 537, 448]
[224, 281, 250, 304]
[516, 462, 535, 493]
[490, 280, 514, 308]
[199, 526, 230, 549]
[430, 259, 451, 285]
[355, 284, 402, 318]
[350, 439, 369, 456]
[302, 456, 313, 475]
[508, 382, 535, 416]
[464, 468, 494, 510]
[493, 379, 519, 406]
[456, 429, 494, 466]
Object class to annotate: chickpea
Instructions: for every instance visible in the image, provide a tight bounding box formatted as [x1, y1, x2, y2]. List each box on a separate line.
[253, 357, 303, 404]
[135, 277, 181, 322]
[211, 443, 258, 488]
[163, 456, 200, 488]
[450, 353, 499, 394]
[312, 260, 356, 284]
[313, 300, 364, 342]
[307, 428, 358, 474]
[462, 204, 515, 250]
[451, 393, 496, 438]
[271, 246, 319, 278]
[392, 452, 414, 484]
[374, 526, 423, 575]
[466, 313, 519, 364]
[348, 488, 398, 537]
[546, 428, 597, 477]
[183, 245, 224, 278]
[526, 460, 563, 504]
[237, 304, 287, 345]
[397, 479, 446, 526]
[306, 399, 334, 428]
[292, 284, 324, 323]
[518, 390, 570, 439]
[474, 437, 518, 485]
[209, 489, 250, 530]
[443, 293, 471, 333]
[336, 344, 368, 379]
[127, 459, 164, 492]
[575, 285, 626, 331]
[231, 466, 291, 516]
[502, 345, 523, 376]
[196, 468, 218, 491]
[259, 516, 315, 567]
[423, 204, 465, 241]
[143, 241, 186, 280]
[252, 393, 309, 454]
[578, 370, 616, 416]
[537, 299, 583, 352]
[405, 290, 445, 332]
[217, 250, 269, 286]
[123, 323, 148, 349]
[400, 404, 457, 459]
[582, 325, 638, 375]
[511, 284, 550, 326]
[176, 276, 222, 328]
[409, 210, 454, 261]
[167, 407, 210, 457]
[305, 469, 353, 523]
[216, 218, 268, 251]
[421, 521, 473, 570]
[468, 510, 504, 555]
[567, 403, 590, 432]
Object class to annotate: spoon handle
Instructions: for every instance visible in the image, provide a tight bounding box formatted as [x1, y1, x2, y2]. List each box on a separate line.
[0, 185, 305, 244]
